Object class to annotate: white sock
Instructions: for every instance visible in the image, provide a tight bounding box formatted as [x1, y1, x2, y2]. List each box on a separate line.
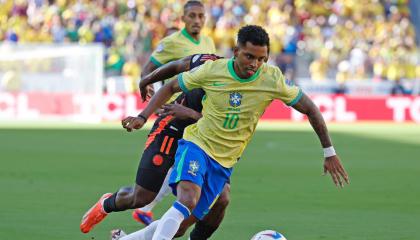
[119, 220, 159, 240]
[139, 168, 173, 212]
[152, 202, 190, 240]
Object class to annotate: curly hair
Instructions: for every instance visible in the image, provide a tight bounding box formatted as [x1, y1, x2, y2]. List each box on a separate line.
[237, 25, 270, 53]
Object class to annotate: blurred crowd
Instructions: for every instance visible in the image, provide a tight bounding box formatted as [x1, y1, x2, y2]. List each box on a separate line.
[1, 0, 419, 87]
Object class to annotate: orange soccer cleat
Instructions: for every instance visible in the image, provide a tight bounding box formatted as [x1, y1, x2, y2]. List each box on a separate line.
[80, 193, 112, 233]
[132, 209, 154, 226]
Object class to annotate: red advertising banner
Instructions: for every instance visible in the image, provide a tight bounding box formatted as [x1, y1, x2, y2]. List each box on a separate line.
[1, 93, 419, 123]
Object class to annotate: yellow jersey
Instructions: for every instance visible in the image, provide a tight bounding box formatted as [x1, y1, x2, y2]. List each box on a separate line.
[150, 28, 216, 67]
[178, 58, 302, 168]
[150, 28, 216, 102]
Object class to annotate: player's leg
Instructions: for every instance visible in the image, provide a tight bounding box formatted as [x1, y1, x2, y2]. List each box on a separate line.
[112, 214, 197, 240]
[152, 181, 202, 240]
[131, 126, 180, 225]
[113, 220, 160, 240]
[150, 140, 205, 239]
[80, 170, 160, 233]
[102, 150, 170, 212]
[189, 183, 231, 240]
[133, 168, 173, 225]
[80, 132, 173, 233]
[104, 145, 173, 212]
[153, 140, 232, 239]
[112, 183, 228, 240]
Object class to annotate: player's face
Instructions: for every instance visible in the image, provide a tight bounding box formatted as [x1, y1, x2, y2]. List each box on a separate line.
[182, 6, 205, 35]
[234, 42, 268, 78]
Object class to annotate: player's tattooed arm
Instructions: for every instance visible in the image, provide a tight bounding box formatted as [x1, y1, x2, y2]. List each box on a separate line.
[139, 55, 193, 101]
[160, 103, 202, 121]
[291, 93, 332, 148]
[292, 93, 349, 187]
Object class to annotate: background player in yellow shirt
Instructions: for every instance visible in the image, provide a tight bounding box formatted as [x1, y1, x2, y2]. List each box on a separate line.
[121, 25, 349, 240]
[141, 0, 216, 99]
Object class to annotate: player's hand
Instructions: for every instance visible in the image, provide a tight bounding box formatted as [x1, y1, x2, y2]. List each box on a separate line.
[139, 84, 154, 102]
[323, 155, 349, 188]
[121, 116, 146, 132]
[160, 103, 201, 120]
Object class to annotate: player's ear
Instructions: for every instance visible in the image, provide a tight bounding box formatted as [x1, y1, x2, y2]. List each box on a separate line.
[233, 46, 239, 59]
[181, 15, 186, 23]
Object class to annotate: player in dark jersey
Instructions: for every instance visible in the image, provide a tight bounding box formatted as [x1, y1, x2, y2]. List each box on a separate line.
[81, 54, 228, 240]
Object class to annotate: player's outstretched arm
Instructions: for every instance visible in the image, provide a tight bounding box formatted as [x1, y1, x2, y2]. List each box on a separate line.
[122, 78, 183, 132]
[292, 93, 350, 187]
[139, 56, 193, 101]
[160, 103, 202, 121]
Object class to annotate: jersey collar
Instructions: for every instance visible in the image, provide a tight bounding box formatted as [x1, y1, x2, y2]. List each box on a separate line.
[228, 58, 261, 83]
[181, 28, 201, 45]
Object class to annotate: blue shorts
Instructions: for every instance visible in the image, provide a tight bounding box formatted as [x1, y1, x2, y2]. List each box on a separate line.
[169, 139, 232, 220]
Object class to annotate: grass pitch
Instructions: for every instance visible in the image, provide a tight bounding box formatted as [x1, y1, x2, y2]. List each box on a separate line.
[0, 122, 419, 239]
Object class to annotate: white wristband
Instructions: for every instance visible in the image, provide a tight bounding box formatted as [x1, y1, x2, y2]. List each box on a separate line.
[323, 146, 336, 158]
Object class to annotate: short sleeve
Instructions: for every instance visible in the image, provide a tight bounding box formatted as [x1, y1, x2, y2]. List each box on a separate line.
[150, 38, 176, 66]
[274, 68, 303, 106]
[177, 60, 211, 92]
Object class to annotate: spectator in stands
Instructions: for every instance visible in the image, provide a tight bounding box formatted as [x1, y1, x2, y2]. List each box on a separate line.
[0, 0, 418, 89]
[390, 79, 410, 95]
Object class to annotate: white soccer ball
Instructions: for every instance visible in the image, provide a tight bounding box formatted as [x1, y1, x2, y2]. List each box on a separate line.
[251, 230, 287, 240]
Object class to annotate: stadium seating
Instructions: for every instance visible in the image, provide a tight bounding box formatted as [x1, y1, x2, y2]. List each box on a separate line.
[0, 0, 418, 87]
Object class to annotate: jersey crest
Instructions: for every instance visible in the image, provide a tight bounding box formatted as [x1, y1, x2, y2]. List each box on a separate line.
[188, 160, 200, 176]
[156, 43, 164, 53]
[229, 92, 242, 108]
[285, 78, 295, 86]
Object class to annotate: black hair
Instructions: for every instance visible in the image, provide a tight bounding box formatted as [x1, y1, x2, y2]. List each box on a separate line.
[184, 1, 204, 12]
[237, 25, 270, 53]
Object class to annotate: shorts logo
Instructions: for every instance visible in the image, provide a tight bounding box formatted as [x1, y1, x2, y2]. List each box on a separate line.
[188, 160, 200, 176]
[229, 92, 242, 108]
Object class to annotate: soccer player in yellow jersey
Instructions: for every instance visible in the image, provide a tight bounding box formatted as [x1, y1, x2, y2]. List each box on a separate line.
[141, 0, 216, 99]
[133, 1, 219, 237]
[80, 2, 225, 239]
[121, 25, 349, 239]
[133, 0, 216, 228]
[135, 0, 217, 233]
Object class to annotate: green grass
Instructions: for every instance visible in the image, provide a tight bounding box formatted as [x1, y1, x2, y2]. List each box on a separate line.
[1, 123, 420, 239]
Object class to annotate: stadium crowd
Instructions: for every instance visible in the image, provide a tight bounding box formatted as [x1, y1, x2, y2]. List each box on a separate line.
[1, 0, 419, 87]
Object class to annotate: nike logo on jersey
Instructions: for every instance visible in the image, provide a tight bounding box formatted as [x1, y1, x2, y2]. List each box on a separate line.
[211, 82, 227, 87]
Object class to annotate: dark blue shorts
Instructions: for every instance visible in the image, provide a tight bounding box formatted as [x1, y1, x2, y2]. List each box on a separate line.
[169, 139, 232, 220]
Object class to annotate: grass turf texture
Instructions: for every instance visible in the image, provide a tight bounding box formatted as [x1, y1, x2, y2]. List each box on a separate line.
[0, 122, 419, 239]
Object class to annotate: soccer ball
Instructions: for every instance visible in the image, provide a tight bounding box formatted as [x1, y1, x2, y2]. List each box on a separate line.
[251, 230, 287, 240]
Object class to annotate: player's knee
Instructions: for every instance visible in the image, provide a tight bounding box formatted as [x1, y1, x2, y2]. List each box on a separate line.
[132, 188, 156, 208]
[215, 193, 230, 210]
[216, 184, 230, 209]
[177, 184, 200, 210]
[178, 194, 198, 211]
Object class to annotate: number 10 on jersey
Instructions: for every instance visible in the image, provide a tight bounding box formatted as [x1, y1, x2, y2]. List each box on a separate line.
[223, 113, 239, 129]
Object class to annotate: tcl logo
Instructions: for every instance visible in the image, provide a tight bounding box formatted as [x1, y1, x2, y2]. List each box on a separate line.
[292, 96, 356, 122]
[386, 97, 420, 122]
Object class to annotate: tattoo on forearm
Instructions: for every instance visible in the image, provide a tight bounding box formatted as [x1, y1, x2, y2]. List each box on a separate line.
[307, 108, 332, 148]
[294, 94, 332, 148]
